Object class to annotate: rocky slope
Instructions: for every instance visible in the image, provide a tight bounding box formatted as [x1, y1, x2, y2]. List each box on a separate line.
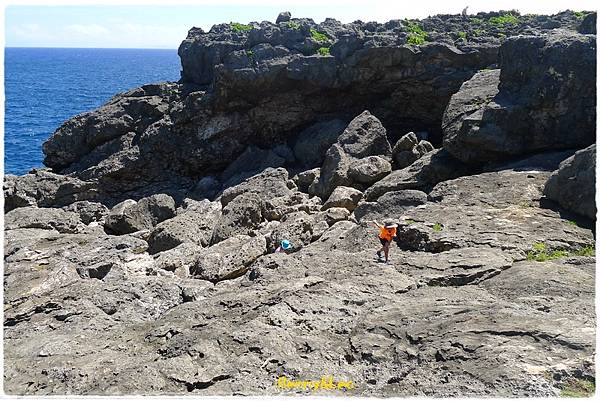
[3, 10, 597, 397]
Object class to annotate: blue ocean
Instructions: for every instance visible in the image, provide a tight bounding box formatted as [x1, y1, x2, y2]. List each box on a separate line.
[4, 47, 181, 175]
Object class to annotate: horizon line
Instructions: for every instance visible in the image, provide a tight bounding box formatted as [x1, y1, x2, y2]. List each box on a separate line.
[5, 46, 179, 50]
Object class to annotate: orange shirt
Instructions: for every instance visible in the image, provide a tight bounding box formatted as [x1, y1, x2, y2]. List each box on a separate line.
[379, 227, 397, 241]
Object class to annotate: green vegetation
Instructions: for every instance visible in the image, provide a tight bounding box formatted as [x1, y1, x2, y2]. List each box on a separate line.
[472, 29, 483, 37]
[405, 21, 428, 45]
[405, 219, 416, 225]
[230, 22, 253, 32]
[573, 11, 588, 20]
[560, 378, 595, 397]
[567, 220, 578, 227]
[310, 28, 329, 43]
[316, 46, 331, 56]
[432, 223, 443, 232]
[286, 21, 301, 30]
[497, 33, 507, 40]
[574, 245, 595, 257]
[489, 13, 520, 25]
[526, 242, 595, 262]
[246, 50, 254, 61]
[457, 31, 467, 40]
[470, 17, 483, 25]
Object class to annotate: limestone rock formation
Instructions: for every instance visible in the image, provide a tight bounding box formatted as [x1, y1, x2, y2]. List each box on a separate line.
[544, 144, 596, 219]
[443, 32, 596, 163]
[3, 9, 597, 398]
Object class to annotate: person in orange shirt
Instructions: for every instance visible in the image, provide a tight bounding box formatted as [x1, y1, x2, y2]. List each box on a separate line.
[373, 220, 398, 263]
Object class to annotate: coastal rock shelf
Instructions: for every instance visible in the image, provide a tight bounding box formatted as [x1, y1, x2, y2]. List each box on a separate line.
[3, 9, 597, 397]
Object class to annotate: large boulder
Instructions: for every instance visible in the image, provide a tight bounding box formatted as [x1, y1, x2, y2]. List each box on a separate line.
[310, 111, 392, 198]
[354, 190, 428, 222]
[63, 201, 109, 225]
[3, 169, 101, 212]
[147, 199, 221, 254]
[105, 194, 175, 235]
[443, 32, 596, 164]
[220, 145, 288, 187]
[322, 186, 363, 212]
[4, 207, 82, 234]
[364, 149, 472, 201]
[348, 156, 392, 185]
[220, 167, 292, 206]
[543, 144, 596, 219]
[211, 192, 264, 243]
[191, 235, 267, 282]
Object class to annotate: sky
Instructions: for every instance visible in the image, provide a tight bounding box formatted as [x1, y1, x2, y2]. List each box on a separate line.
[3, 0, 598, 49]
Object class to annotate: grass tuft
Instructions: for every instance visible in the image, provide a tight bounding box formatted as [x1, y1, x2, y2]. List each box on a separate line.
[489, 13, 519, 25]
[432, 223, 443, 232]
[560, 378, 595, 397]
[230, 22, 253, 32]
[316, 46, 331, 56]
[286, 21, 301, 30]
[526, 242, 595, 262]
[310, 28, 329, 43]
[405, 21, 428, 45]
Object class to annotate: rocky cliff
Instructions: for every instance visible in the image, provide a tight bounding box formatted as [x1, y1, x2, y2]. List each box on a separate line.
[3, 10, 597, 397]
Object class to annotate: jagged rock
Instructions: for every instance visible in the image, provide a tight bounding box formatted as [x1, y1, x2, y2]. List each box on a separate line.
[578, 12, 596, 34]
[3, 170, 101, 212]
[4, 207, 82, 234]
[293, 168, 320, 192]
[354, 190, 428, 222]
[276, 11, 292, 24]
[311, 111, 392, 198]
[147, 199, 221, 254]
[105, 194, 175, 235]
[63, 201, 109, 224]
[191, 235, 266, 282]
[293, 119, 346, 167]
[267, 211, 314, 251]
[263, 191, 321, 221]
[220, 167, 291, 206]
[348, 156, 392, 185]
[365, 149, 471, 201]
[153, 243, 203, 277]
[443, 32, 596, 163]
[393, 132, 419, 152]
[543, 144, 596, 219]
[211, 192, 264, 244]
[322, 186, 363, 212]
[320, 207, 350, 226]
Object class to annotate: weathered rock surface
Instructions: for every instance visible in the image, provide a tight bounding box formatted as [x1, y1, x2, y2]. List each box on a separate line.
[3, 9, 596, 399]
[544, 144, 596, 219]
[443, 32, 596, 163]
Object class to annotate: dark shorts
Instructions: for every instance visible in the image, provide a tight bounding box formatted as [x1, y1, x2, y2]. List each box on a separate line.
[379, 237, 391, 246]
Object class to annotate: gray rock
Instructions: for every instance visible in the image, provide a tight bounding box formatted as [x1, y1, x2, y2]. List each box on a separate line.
[293, 119, 346, 167]
[4, 207, 82, 234]
[544, 144, 596, 219]
[190, 176, 221, 200]
[365, 149, 472, 201]
[220, 167, 291, 206]
[311, 111, 392, 198]
[578, 12, 596, 34]
[443, 32, 596, 163]
[147, 199, 221, 254]
[211, 192, 264, 244]
[393, 132, 419, 152]
[322, 186, 363, 212]
[354, 190, 428, 222]
[192, 235, 266, 282]
[63, 201, 109, 224]
[267, 211, 315, 252]
[293, 168, 320, 193]
[276, 11, 292, 24]
[348, 156, 392, 185]
[153, 243, 203, 277]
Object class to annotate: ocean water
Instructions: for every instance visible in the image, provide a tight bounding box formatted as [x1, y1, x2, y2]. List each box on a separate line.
[4, 47, 181, 175]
